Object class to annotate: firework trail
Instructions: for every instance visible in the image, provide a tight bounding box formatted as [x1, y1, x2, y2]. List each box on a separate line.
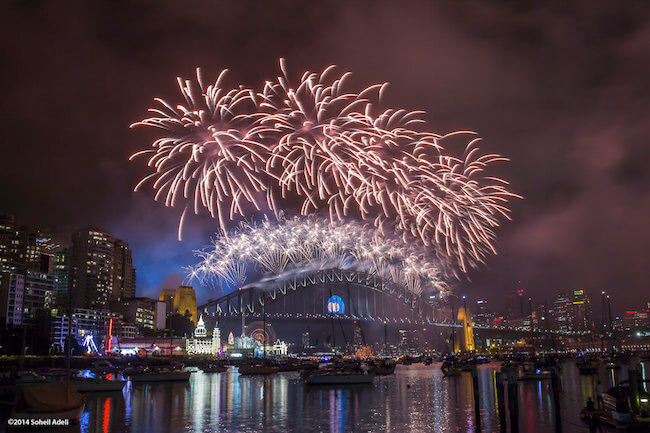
[188, 215, 448, 297]
[131, 59, 519, 272]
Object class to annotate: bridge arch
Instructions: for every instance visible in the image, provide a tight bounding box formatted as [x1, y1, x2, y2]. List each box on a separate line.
[199, 269, 439, 324]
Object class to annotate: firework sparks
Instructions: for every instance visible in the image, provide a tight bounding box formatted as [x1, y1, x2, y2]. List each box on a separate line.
[131, 59, 519, 271]
[188, 216, 448, 297]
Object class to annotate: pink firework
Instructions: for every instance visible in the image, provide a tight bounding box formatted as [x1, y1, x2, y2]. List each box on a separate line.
[131, 59, 519, 272]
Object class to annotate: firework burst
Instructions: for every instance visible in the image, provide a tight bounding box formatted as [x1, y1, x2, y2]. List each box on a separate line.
[131, 59, 519, 272]
[188, 215, 448, 297]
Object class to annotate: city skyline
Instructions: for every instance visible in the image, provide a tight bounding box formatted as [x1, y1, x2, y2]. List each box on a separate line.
[2, 3, 650, 432]
[1, 2, 649, 311]
[2, 209, 648, 326]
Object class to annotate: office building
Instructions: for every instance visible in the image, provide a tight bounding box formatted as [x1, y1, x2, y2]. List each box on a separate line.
[52, 249, 70, 311]
[0, 270, 53, 328]
[69, 228, 136, 309]
[0, 272, 25, 326]
[113, 240, 136, 300]
[50, 308, 121, 353]
[0, 215, 21, 272]
[110, 297, 165, 332]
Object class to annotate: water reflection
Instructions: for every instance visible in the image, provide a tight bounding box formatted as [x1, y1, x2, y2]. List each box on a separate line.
[63, 361, 650, 433]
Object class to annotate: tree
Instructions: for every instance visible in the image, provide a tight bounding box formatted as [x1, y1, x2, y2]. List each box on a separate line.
[169, 313, 193, 337]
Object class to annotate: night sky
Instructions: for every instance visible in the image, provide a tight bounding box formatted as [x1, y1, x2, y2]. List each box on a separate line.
[1, 1, 649, 312]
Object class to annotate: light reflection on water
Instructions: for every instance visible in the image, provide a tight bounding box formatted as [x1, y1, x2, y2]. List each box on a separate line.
[56, 361, 649, 433]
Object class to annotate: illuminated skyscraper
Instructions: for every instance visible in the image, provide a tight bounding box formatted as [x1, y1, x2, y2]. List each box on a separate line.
[69, 228, 136, 309]
[474, 300, 491, 326]
[549, 290, 592, 333]
[569, 289, 591, 332]
[0, 214, 58, 274]
[0, 269, 53, 328]
[550, 293, 570, 332]
[0, 214, 21, 272]
[52, 248, 70, 311]
[113, 240, 136, 300]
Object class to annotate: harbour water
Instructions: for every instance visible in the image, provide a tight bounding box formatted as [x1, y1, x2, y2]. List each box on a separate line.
[8, 361, 648, 433]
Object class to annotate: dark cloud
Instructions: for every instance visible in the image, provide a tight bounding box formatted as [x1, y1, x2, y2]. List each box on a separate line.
[1, 1, 649, 311]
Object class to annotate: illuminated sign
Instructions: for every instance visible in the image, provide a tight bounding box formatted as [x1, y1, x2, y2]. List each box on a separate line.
[574, 290, 583, 295]
[82, 334, 98, 354]
[107, 318, 113, 354]
[327, 295, 345, 314]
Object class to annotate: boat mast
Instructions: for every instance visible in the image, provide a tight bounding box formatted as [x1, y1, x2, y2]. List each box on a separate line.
[451, 298, 456, 354]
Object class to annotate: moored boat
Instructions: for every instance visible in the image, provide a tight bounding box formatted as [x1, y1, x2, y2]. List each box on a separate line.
[15, 371, 47, 385]
[306, 370, 374, 385]
[94, 359, 120, 374]
[200, 363, 228, 373]
[371, 360, 396, 376]
[276, 359, 301, 372]
[441, 367, 461, 377]
[583, 381, 650, 429]
[519, 368, 551, 381]
[130, 367, 191, 383]
[13, 382, 85, 423]
[441, 360, 461, 377]
[71, 377, 126, 392]
[238, 364, 279, 375]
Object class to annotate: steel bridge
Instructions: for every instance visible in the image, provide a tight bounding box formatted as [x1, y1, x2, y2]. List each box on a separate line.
[197, 268, 581, 340]
[199, 268, 439, 324]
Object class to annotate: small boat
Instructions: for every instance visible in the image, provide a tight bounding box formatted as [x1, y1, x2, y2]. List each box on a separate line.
[15, 371, 47, 385]
[13, 382, 85, 423]
[71, 377, 126, 392]
[130, 367, 191, 383]
[299, 360, 320, 372]
[306, 370, 374, 385]
[441, 360, 461, 377]
[200, 363, 228, 373]
[371, 360, 396, 376]
[94, 359, 120, 374]
[578, 381, 650, 429]
[276, 360, 301, 372]
[519, 368, 551, 381]
[441, 367, 461, 377]
[238, 364, 279, 375]
[122, 365, 144, 376]
[460, 359, 477, 372]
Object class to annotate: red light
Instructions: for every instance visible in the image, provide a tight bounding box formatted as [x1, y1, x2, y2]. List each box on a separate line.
[626, 311, 636, 314]
[494, 318, 502, 322]
[107, 318, 113, 353]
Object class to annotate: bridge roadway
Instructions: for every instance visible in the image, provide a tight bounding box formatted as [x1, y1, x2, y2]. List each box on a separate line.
[198, 268, 581, 339]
